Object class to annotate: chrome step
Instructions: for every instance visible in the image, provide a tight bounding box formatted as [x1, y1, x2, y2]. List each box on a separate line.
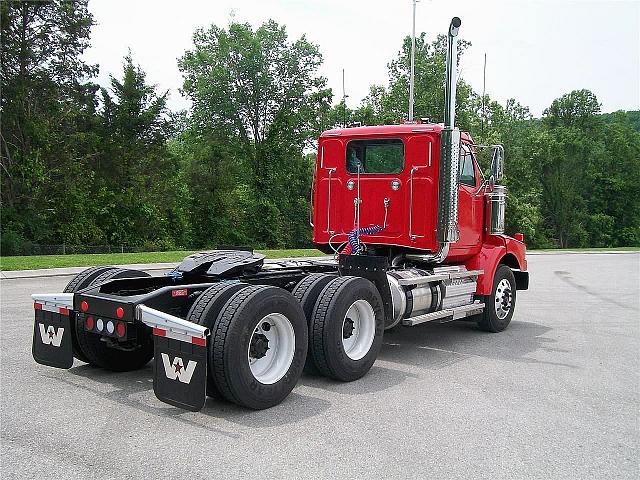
[402, 302, 485, 326]
[397, 269, 483, 287]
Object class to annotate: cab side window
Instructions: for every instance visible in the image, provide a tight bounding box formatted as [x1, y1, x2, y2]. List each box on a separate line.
[459, 144, 477, 187]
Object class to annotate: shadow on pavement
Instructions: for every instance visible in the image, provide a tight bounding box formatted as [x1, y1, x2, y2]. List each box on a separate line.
[53, 317, 571, 431]
[64, 362, 331, 432]
[202, 392, 331, 428]
[298, 364, 418, 394]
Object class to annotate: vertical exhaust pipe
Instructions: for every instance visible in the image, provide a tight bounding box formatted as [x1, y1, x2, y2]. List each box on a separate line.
[437, 17, 462, 246]
[400, 17, 461, 265]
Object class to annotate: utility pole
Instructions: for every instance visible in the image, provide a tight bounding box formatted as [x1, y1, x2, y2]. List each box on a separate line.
[342, 68, 348, 127]
[408, 0, 418, 122]
[482, 52, 487, 137]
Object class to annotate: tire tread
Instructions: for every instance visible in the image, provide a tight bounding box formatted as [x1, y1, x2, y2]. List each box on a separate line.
[210, 285, 270, 405]
[310, 276, 354, 378]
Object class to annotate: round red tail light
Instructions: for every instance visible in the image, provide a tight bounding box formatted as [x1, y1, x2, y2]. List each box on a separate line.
[80, 301, 89, 312]
[115, 307, 124, 319]
[85, 316, 94, 331]
[115, 322, 126, 338]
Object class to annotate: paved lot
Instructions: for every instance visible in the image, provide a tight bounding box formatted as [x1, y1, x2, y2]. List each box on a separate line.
[1, 253, 638, 479]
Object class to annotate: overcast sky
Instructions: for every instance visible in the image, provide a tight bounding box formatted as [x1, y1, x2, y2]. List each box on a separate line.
[84, 0, 639, 118]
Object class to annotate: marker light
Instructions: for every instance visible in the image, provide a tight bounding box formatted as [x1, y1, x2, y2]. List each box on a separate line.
[115, 322, 126, 338]
[81, 301, 89, 312]
[115, 307, 124, 319]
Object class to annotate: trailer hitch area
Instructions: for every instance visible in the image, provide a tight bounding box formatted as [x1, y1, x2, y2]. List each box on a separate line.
[136, 305, 209, 412]
[31, 293, 75, 369]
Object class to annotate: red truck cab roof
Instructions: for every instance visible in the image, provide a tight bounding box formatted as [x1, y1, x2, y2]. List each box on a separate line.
[320, 123, 473, 144]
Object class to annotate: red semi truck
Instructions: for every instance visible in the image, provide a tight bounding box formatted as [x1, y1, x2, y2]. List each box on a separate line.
[31, 17, 528, 411]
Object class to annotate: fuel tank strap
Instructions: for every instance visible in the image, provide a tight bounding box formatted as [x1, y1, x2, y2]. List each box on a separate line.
[397, 269, 483, 287]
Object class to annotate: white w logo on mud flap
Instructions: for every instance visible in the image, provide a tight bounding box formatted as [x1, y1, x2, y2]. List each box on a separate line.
[161, 353, 197, 384]
[38, 324, 64, 347]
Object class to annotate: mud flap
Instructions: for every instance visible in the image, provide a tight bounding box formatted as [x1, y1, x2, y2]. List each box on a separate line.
[32, 307, 74, 369]
[153, 335, 208, 412]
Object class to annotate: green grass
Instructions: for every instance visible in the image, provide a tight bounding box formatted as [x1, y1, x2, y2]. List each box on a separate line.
[0, 248, 324, 271]
[531, 246, 639, 252]
[1, 246, 637, 271]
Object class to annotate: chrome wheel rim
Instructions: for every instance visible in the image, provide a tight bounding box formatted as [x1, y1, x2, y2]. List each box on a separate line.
[494, 278, 513, 320]
[247, 313, 295, 384]
[342, 300, 376, 360]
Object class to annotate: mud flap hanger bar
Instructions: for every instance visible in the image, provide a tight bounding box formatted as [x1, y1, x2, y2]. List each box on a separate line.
[136, 305, 210, 412]
[31, 293, 74, 311]
[136, 305, 209, 341]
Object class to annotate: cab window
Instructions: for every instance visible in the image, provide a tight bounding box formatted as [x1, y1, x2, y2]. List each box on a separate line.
[346, 139, 404, 174]
[459, 144, 477, 187]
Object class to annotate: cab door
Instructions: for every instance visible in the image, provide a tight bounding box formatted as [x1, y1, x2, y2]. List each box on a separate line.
[455, 143, 483, 251]
[404, 134, 438, 251]
[313, 138, 344, 236]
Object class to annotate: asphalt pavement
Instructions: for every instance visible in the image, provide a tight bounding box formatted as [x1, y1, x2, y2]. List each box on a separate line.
[1, 253, 638, 479]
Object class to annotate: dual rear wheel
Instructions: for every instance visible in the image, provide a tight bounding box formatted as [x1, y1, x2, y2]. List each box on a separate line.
[188, 275, 385, 409]
[188, 283, 307, 409]
[292, 274, 385, 379]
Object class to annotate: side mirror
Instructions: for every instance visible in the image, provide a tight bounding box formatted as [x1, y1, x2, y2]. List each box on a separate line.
[490, 145, 505, 184]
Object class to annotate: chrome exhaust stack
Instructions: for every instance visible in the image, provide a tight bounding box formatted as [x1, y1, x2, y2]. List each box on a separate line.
[437, 16, 462, 246]
[413, 17, 461, 265]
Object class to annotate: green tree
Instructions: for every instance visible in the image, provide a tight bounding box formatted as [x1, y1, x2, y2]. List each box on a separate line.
[354, 33, 475, 130]
[96, 54, 190, 248]
[543, 89, 602, 131]
[538, 90, 640, 247]
[1, 0, 99, 253]
[178, 20, 331, 247]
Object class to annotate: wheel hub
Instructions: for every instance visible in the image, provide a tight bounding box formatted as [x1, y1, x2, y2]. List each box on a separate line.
[343, 318, 355, 339]
[342, 300, 376, 361]
[249, 333, 270, 359]
[494, 278, 513, 320]
[247, 313, 296, 385]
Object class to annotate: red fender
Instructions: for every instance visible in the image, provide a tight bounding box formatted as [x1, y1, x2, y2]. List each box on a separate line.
[464, 235, 528, 295]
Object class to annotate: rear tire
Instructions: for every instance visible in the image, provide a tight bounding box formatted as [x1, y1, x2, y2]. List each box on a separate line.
[310, 276, 384, 382]
[186, 282, 252, 397]
[74, 268, 154, 371]
[64, 266, 115, 363]
[477, 265, 516, 332]
[210, 285, 308, 409]
[291, 273, 336, 374]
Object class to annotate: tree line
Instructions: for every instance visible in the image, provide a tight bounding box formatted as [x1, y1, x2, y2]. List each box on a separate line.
[1, 1, 638, 255]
